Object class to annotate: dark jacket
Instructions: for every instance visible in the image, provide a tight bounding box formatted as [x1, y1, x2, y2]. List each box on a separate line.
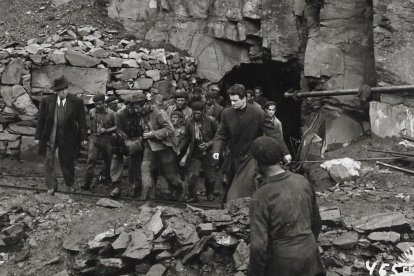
[35, 94, 87, 156]
[180, 114, 219, 164]
[248, 171, 324, 276]
[206, 102, 224, 123]
[212, 104, 289, 166]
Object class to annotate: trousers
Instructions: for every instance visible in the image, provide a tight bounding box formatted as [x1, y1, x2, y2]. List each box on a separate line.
[45, 143, 75, 190]
[141, 145, 181, 200]
[84, 135, 112, 187]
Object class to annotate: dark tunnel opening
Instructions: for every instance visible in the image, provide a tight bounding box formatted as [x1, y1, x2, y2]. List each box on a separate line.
[219, 59, 302, 155]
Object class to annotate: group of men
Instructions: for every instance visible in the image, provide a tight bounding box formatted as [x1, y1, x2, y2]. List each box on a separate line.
[35, 76, 325, 275]
[34, 76, 289, 204]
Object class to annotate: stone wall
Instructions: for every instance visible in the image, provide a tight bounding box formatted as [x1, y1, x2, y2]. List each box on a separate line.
[0, 26, 198, 158]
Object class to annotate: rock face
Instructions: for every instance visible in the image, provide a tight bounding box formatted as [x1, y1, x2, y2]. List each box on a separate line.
[370, 101, 414, 138]
[374, 0, 414, 85]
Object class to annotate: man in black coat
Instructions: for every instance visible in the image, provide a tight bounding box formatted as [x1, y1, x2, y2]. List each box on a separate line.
[35, 76, 87, 194]
[212, 84, 292, 202]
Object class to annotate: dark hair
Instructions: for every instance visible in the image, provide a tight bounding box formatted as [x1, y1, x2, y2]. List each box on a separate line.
[93, 94, 105, 103]
[174, 91, 189, 100]
[254, 86, 262, 91]
[191, 101, 205, 111]
[227, 84, 246, 99]
[264, 101, 277, 109]
[171, 111, 184, 118]
[246, 90, 254, 96]
[251, 137, 283, 165]
[192, 87, 204, 95]
[205, 91, 217, 99]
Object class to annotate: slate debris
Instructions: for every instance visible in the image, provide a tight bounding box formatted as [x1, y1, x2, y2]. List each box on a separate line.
[0, 25, 199, 158]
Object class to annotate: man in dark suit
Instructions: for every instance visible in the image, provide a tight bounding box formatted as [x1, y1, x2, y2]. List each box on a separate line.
[212, 84, 292, 203]
[35, 76, 88, 195]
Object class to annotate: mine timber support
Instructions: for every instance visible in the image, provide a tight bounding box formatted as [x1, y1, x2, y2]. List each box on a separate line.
[284, 84, 414, 99]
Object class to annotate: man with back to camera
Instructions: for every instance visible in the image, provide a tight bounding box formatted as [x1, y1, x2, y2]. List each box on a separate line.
[248, 136, 324, 276]
[35, 76, 88, 194]
[212, 84, 292, 203]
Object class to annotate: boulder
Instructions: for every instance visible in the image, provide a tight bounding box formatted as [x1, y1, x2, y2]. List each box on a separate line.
[7, 124, 36, 136]
[65, 50, 101, 67]
[123, 59, 139, 68]
[0, 133, 20, 142]
[112, 231, 131, 250]
[13, 92, 38, 116]
[370, 101, 414, 138]
[213, 232, 238, 247]
[49, 51, 67, 64]
[31, 65, 109, 95]
[2, 58, 24, 85]
[145, 209, 164, 236]
[89, 48, 109, 59]
[233, 240, 249, 271]
[242, 0, 262, 19]
[97, 258, 125, 274]
[165, 217, 199, 246]
[396, 242, 414, 252]
[145, 264, 166, 276]
[135, 78, 153, 90]
[123, 229, 153, 260]
[320, 207, 342, 225]
[352, 212, 410, 233]
[145, 69, 161, 81]
[25, 44, 43, 55]
[332, 232, 358, 250]
[118, 68, 139, 80]
[102, 57, 124, 68]
[320, 158, 361, 183]
[96, 198, 122, 208]
[0, 85, 25, 106]
[368, 231, 401, 243]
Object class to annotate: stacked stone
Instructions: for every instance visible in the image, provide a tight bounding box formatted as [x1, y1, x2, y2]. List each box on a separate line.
[0, 25, 198, 158]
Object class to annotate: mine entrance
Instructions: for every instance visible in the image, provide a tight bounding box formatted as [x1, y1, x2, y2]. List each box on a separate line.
[219, 60, 302, 155]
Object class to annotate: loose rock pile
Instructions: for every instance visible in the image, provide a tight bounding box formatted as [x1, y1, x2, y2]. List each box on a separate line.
[63, 198, 251, 275]
[0, 25, 199, 158]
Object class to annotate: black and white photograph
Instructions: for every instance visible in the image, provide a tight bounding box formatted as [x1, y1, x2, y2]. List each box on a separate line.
[0, 0, 413, 275]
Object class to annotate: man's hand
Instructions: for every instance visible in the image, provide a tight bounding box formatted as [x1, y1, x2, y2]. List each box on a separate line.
[212, 153, 220, 160]
[81, 140, 88, 146]
[283, 154, 292, 164]
[143, 131, 155, 139]
[198, 142, 208, 150]
[179, 157, 187, 167]
[34, 140, 39, 145]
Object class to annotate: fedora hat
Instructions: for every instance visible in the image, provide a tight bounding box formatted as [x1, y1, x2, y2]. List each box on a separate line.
[53, 76, 70, 91]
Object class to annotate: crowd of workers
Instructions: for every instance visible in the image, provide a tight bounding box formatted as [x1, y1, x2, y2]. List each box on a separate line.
[34, 76, 325, 275]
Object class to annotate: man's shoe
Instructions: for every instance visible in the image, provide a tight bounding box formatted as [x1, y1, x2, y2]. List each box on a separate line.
[207, 194, 215, 201]
[64, 186, 75, 193]
[110, 187, 121, 198]
[80, 185, 90, 191]
[46, 189, 55, 195]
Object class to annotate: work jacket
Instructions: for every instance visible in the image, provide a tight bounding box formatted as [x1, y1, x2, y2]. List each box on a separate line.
[248, 171, 324, 276]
